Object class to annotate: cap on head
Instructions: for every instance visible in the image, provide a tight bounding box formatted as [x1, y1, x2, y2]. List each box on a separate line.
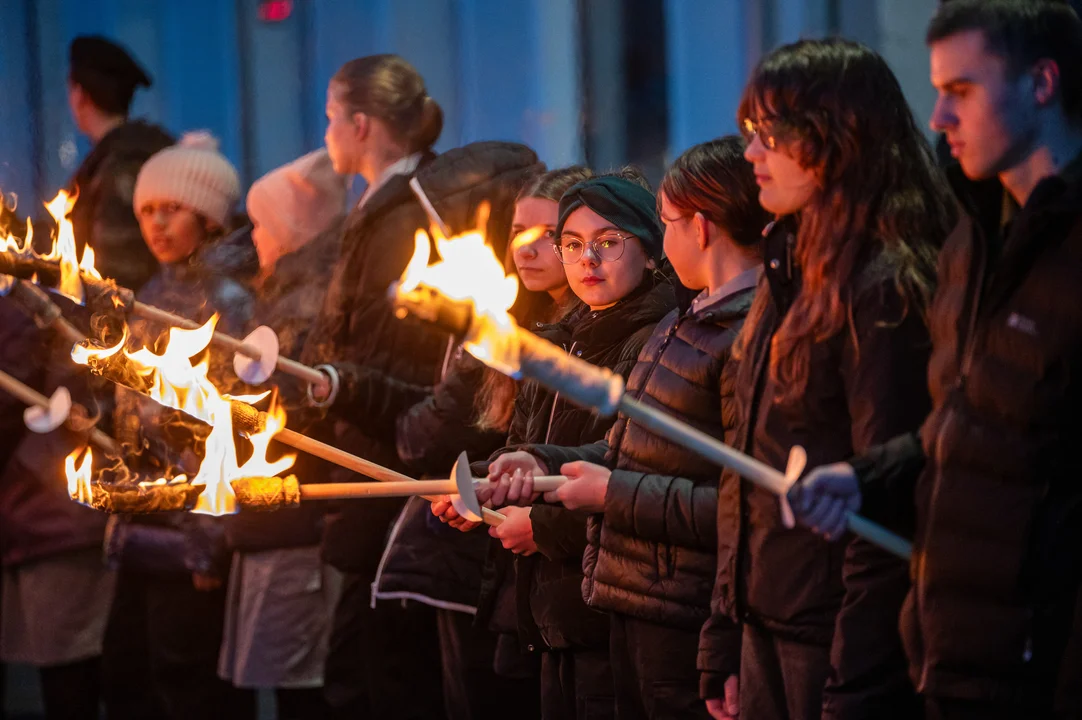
[69, 35, 152, 115]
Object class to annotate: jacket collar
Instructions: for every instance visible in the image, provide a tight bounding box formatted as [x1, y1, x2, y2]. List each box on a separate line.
[690, 266, 760, 319]
[348, 151, 438, 229]
[554, 274, 676, 354]
[976, 146, 1082, 315]
[762, 216, 801, 315]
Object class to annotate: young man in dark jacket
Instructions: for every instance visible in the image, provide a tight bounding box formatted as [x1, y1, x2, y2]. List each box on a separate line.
[791, 2, 1082, 718]
[66, 35, 172, 292]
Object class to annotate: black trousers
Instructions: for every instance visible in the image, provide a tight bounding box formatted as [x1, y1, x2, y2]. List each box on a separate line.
[101, 568, 255, 720]
[823, 540, 922, 720]
[739, 623, 832, 720]
[539, 647, 614, 720]
[437, 607, 540, 720]
[322, 571, 444, 720]
[275, 688, 330, 720]
[38, 657, 101, 720]
[609, 613, 709, 720]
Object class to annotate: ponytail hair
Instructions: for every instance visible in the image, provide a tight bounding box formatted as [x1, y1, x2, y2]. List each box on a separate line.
[331, 54, 444, 153]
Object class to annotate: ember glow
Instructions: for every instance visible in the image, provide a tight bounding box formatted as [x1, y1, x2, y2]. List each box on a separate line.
[397, 227, 522, 374]
[69, 314, 293, 516]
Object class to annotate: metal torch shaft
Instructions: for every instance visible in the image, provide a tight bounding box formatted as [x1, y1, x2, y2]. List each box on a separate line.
[130, 301, 326, 386]
[617, 395, 913, 560]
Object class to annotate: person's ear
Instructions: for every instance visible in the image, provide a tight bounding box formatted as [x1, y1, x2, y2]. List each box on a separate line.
[1030, 58, 1060, 108]
[352, 112, 370, 142]
[694, 211, 711, 251]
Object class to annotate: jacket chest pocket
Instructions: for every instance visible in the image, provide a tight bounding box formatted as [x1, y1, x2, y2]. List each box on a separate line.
[968, 287, 1081, 423]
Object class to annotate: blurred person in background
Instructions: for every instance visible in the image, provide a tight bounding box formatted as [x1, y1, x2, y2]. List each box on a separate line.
[101, 133, 257, 720]
[66, 35, 173, 292]
[216, 147, 348, 720]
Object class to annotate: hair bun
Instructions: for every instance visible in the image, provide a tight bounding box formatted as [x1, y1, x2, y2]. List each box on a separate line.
[179, 130, 220, 152]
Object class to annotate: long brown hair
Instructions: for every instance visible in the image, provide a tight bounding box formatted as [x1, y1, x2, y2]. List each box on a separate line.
[736, 39, 955, 403]
[474, 166, 592, 432]
[331, 54, 443, 153]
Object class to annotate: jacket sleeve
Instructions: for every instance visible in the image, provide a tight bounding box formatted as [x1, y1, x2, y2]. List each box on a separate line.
[698, 611, 742, 698]
[395, 353, 507, 475]
[849, 431, 927, 528]
[530, 504, 590, 562]
[839, 274, 933, 533]
[602, 469, 718, 551]
[526, 440, 610, 475]
[86, 153, 160, 291]
[328, 361, 433, 443]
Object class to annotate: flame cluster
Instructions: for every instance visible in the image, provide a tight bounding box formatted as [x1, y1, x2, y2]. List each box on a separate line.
[0, 190, 99, 302]
[68, 315, 294, 515]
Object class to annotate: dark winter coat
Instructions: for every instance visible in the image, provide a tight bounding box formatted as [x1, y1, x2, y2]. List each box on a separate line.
[701, 220, 933, 698]
[299, 141, 541, 578]
[490, 277, 677, 651]
[108, 232, 258, 579]
[223, 225, 342, 553]
[854, 153, 1082, 712]
[0, 298, 109, 566]
[67, 120, 174, 291]
[528, 280, 754, 635]
[326, 346, 514, 611]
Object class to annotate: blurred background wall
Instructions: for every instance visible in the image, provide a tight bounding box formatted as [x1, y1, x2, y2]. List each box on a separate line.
[0, 0, 940, 211]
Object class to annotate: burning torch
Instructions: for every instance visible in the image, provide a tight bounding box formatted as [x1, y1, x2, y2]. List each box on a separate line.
[389, 184, 914, 560]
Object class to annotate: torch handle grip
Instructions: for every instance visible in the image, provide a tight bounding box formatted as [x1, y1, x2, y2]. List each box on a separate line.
[270, 426, 506, 527]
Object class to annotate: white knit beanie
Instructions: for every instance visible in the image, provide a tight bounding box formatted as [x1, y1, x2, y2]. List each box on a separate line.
[246, 148, 348, 269]
[134, 131, 240, 228]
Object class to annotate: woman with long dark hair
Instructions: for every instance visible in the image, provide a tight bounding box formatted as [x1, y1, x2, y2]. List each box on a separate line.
[699, 39, 956, 720]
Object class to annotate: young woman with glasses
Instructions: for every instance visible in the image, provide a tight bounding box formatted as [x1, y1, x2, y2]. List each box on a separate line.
[436, 171, 677, 720]
[696, 39, 956, 720]
[466, 136, 772, 719]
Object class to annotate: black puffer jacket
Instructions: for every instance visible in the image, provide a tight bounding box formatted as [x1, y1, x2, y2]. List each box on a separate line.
[348, 347, 519, 611]
[300, 141, 541, 577]
[497, 276, 676, 651]
[67, 120, 174, 291]
[108, 232, 258, 579]
[702, 220, 933, 697]
[855, 154, 1082, 711]
[528, 280, 754, 634]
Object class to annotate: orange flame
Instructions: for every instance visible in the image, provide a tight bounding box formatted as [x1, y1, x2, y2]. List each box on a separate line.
[397, 226, 522, 373]
[0, 191, 99, 303]
[41, 191, 87, 303]
[65, 446, 95, 505]
[69, 315, 291, 516]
